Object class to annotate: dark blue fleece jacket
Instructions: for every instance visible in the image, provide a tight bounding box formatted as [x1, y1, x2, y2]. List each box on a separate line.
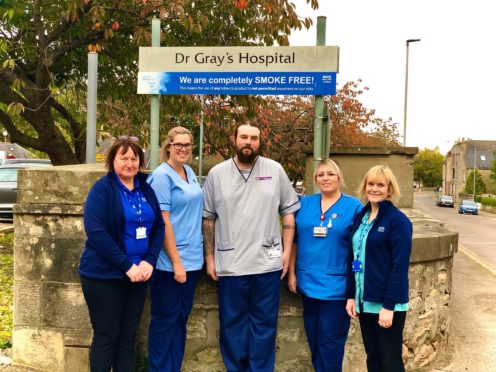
[346, 200, 413, 310]
[79, 172, 165, 280]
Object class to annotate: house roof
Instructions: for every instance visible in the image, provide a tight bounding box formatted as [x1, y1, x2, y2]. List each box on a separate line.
[464, 140, 496, 170]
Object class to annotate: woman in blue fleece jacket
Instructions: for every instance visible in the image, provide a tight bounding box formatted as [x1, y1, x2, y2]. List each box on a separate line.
[346, 165, 412, 372]
[79, 137, 165, 372]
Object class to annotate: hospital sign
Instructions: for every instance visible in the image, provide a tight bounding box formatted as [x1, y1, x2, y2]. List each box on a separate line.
[138, 46, 339, 96]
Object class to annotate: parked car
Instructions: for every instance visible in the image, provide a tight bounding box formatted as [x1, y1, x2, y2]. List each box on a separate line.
[458, 199, 478, 215]
[436, 195, 454, 208]
[0, 162, 52, 219]
[2, 158, 52, 165]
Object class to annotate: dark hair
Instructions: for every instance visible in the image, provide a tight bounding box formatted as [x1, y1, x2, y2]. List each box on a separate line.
[233, 120, 261, 140]
[105, 137, 145, 172]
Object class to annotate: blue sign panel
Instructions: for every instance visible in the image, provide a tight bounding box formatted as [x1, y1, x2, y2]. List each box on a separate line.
[138, 71, 336, 95]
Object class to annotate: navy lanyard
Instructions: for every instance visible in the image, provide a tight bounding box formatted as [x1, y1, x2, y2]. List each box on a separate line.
[124, 189, 143, 227]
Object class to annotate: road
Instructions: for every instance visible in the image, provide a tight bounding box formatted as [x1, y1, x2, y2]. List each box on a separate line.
[414, 191, 496, 371]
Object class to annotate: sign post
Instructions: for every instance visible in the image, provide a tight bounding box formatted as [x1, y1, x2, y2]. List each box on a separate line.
[149, 18, 161, 169]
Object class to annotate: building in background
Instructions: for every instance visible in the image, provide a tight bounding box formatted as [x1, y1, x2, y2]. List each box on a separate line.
[443, 140, 496, 201]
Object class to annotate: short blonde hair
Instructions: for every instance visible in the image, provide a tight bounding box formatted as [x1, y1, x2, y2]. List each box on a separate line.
[160, 126, 194, 162]
[314, 159, 346, 189]
[358, 165, 400, 204]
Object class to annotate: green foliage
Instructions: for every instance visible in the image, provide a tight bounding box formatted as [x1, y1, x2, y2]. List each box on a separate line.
[0, 232, 13, 349]
[0, 0, 317, 164]
[480, 196, 496, 207]
[413, 147, 444, 187]
[490, 151, 496, 181]
[463, 169, 486, 195]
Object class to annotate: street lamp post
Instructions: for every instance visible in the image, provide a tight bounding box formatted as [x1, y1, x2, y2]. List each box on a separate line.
[473, 147, 477, 200]
[403, 38, 421, 147]
[2, 131, 7, 143]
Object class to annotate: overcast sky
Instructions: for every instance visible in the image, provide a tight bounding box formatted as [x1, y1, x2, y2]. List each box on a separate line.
[290, 0, 496, 154]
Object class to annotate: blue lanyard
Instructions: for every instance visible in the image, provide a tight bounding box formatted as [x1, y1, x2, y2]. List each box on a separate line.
[124, 189, 143, 227]
[356, 213, 374, 260]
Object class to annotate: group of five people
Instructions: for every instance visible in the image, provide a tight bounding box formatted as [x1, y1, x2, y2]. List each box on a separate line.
[79, 122, 413, 372]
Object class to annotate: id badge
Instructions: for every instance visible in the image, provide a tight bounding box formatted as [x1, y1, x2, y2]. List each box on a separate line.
[352, 259, 362, 272]
[313, 226, 327, 238]
[136, 227, 147, 240]
[268, 245, 281, 258]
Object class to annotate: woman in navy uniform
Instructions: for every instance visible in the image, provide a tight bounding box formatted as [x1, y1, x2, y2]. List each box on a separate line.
[79, 136, 164, 371]
[346, 165, 412, 372]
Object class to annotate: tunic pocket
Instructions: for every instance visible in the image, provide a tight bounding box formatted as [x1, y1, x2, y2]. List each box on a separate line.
[262, 238, 281, 259]
[216, 241, 235, 272]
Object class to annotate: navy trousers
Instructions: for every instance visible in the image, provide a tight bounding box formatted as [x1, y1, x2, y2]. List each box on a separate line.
[218, 271, 281, 372]
[358, 311, 406, 372]
[302, 296, 350, 372]
[148, 269, 201, 372]
[80, 276, 148, 372]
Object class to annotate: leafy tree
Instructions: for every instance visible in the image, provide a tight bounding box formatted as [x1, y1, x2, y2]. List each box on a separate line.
[414, 147, 444, 187]
[0, 0, 317, 164]
[463, 169, 486, 196]
[329, 80, 400, 147]
[490, 151, 496, 182]
[228, 81, 400, 181]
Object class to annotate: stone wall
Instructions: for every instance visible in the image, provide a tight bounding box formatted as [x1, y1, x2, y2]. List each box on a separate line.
[304, 146, 418, 208]
[13, 164, 457, 371]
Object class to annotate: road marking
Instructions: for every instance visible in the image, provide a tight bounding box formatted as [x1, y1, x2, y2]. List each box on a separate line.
[458, 244, 496, 276]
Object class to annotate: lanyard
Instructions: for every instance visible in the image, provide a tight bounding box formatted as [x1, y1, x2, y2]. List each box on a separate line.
[355, 213, 374, 260]
[319, 194, 339, 228]
[124, 189, 143, 227]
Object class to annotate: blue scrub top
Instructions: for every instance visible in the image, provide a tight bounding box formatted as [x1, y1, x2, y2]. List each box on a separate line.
[117, 177, 156, 265]
[147, 162, 204, 271]
[295, 193, 362, 300]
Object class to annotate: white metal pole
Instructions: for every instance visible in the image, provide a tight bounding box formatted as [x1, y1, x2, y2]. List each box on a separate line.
[473, 147, 476, 199]
[86, 52, 98, 163]
[403, 39, 420, 147]
[149, 18, 161, 169]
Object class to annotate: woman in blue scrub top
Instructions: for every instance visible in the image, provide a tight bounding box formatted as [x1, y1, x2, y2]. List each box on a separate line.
[346, 165, 412, 372]
[79, 137, 164, 372]
[288, 159, 362, 372]
[147, 126, 204, 372]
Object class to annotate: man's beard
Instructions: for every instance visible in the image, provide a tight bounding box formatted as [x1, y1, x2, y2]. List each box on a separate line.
[235, 144, 259, 164]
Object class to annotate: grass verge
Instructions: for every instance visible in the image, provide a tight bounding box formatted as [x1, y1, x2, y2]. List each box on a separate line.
[0, 231, 14, 349]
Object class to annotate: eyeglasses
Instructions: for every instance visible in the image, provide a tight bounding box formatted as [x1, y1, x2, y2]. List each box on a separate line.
[117, 135, 139, 142]
[170, 143, 193, 150]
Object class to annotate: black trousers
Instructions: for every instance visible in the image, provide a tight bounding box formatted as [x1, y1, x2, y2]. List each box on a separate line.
[358, 311, 406, 372]
[80, 276, 148, 372]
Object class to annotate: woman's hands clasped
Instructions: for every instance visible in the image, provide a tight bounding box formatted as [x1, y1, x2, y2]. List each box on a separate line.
[126, 261, 154, 282]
